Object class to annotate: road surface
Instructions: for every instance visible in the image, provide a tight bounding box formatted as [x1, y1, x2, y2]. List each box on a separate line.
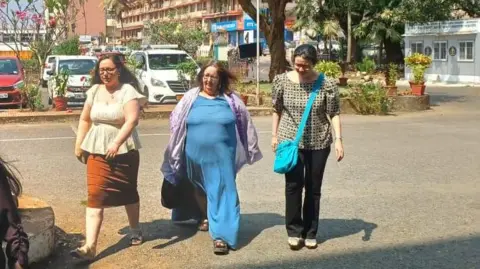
[0, 87, 479, 269]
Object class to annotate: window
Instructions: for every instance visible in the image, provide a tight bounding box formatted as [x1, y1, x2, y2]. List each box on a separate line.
[147, 54, 195, 70]
[0, 59, 19, 75]
[459, 41, 474, 61]
[190, 4, 195, 12]
[411, 42, 423, 54]
[433, 41, 447, 60]
[58, 60, 97, 75]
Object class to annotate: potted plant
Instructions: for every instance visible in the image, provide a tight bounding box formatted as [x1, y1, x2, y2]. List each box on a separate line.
[52, 69, 70, 111]
[385, 63, 399, 96]
[404, 53, 432, 96]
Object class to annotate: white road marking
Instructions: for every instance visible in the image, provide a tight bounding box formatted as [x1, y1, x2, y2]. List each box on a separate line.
[71, 124, 78, 135]
[0, 131, 271, 142]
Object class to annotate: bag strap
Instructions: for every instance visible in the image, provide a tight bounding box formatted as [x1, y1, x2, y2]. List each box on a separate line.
[294, 73, 325, 144]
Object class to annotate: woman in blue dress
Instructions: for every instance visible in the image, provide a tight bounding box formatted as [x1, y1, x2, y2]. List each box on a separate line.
[162, 62, 262, 255]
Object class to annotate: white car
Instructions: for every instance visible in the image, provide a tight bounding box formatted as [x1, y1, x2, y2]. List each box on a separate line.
[47, 56, 97, 106]
[130, 47, 200, 104]
[42, 55, 58, 87]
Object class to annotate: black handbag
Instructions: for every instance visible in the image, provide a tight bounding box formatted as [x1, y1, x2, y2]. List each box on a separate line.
[161, 178, 182, 209]
[161, 176, 197, 209]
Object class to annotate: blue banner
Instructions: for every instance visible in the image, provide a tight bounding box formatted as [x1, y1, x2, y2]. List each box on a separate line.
[211, 21, 238, 32]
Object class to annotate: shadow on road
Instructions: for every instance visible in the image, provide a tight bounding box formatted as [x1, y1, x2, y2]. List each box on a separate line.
[429, 93, 467, 106]
[29, 216, 377, 268]
[232, 235, 480, 269]
[30, 226, 85, 269]
[238, 215, 377, 249]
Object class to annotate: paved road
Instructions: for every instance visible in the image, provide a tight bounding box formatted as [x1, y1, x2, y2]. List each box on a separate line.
[0, 87, 479, 268]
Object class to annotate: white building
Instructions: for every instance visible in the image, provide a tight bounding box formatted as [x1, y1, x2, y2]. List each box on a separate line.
[404, 19, 480, 83]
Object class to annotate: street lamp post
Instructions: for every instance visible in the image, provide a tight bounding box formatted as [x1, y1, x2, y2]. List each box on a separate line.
[255, 0, 260, 106]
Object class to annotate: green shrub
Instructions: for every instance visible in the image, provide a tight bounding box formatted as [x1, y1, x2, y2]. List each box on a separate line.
[20, 84, 43, 111]
[346, 82, 392, 115]
[314, 61, 341, 78]
[195, 56, 211, 67]
[53, 36, 81, 55]
[356, 57, 376, 74]
[176, 61, 199, 88]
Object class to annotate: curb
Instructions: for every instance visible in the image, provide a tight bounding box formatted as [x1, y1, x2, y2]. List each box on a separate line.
[0, 107, 273, 124]
[17, 196, 56, 265]
[396, 80, 480, 88]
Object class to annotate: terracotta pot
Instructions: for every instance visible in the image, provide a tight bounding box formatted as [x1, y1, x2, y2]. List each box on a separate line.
[240, 94, 248, 106]
[54, 96, 67, 111]
[385, 85, 398, 96]
[409, 81, 426, 96]
[338, 77, 348, 86]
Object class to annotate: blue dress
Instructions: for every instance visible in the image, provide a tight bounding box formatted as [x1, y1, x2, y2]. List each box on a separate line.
[172, 95, 239, 248]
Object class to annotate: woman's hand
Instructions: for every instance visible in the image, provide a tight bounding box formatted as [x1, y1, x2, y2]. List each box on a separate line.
[271, 135, 278, 152]
[105, 142, 120, 159]
[74, 145, 83, 158]
[335, 139, 344, 162]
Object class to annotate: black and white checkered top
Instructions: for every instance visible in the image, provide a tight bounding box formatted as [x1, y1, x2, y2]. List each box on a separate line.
[272, 73, 340, 150]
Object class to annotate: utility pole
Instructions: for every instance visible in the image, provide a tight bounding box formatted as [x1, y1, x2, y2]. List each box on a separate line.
[347, 10, 351, 63]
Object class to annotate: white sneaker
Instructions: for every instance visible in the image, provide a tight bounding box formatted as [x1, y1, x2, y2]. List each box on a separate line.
[288, 237, 304, 250]
[305, 239, 318, 249]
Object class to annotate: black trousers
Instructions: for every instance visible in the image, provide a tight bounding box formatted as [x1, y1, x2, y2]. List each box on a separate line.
[285, 147, 330, 239]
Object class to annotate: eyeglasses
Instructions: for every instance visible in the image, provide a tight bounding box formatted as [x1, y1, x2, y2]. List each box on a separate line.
[99, 68, 117, 74]
[294, 63, 312, 71]
[203, 75, 219, 81]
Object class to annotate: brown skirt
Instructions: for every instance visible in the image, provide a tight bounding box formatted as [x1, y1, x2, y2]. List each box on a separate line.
[86, 150, 140, 208]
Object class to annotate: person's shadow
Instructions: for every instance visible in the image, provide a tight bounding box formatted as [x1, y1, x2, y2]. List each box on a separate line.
[317, 218, 378, 243]
[93, 214, 378, 261]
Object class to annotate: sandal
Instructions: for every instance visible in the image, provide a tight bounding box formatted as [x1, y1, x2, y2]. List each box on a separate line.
[198, 219, 209, 232]
[288, 237, 304, 250]
[129, 229, 143, 246]
[213, 240, 229, 255]
[70, 245, 96, 260]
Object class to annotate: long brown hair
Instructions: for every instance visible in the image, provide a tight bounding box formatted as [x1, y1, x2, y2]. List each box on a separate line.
[196, 61, 237, 95]
[92, 55, 141, 93]
[0, 156, 22, 198]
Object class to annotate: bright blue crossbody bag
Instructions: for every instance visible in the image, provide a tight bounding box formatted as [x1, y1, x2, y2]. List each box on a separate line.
[273, 73, 325, 174]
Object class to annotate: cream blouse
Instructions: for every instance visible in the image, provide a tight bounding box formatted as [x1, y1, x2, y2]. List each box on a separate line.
[80, 83, 147, 155]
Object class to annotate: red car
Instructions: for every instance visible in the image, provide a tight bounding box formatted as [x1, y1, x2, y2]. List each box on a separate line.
[0, 57, 25, 107]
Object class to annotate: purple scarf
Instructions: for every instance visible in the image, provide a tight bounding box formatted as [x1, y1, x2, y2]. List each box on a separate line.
[161, 87, 263, 184]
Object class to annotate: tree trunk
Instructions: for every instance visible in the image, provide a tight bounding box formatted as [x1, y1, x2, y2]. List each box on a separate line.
[267, 14, 287, 82]
[384, 38, 403, 64]
[377, 40, 383, 66]
[238, 0, 288, 82]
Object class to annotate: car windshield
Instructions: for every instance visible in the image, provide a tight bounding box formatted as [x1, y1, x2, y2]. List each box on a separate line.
[0, 59, 19, 75]
[58, 59, 97, 75]
[148, 54, 195, 70]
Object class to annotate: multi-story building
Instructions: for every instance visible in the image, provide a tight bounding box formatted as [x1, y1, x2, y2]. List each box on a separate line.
[119, 0, 297, 46]
[70, 0, 108, 42]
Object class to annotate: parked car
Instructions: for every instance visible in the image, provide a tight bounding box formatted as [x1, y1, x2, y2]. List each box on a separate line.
[0, 56, 25, 108]
[42, 55, 58, 87]
[47, 56, 97, 107]
[130, 46, 200, 104]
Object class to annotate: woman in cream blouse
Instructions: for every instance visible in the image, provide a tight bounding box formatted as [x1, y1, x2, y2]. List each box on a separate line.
[72, 55, 147, 260]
